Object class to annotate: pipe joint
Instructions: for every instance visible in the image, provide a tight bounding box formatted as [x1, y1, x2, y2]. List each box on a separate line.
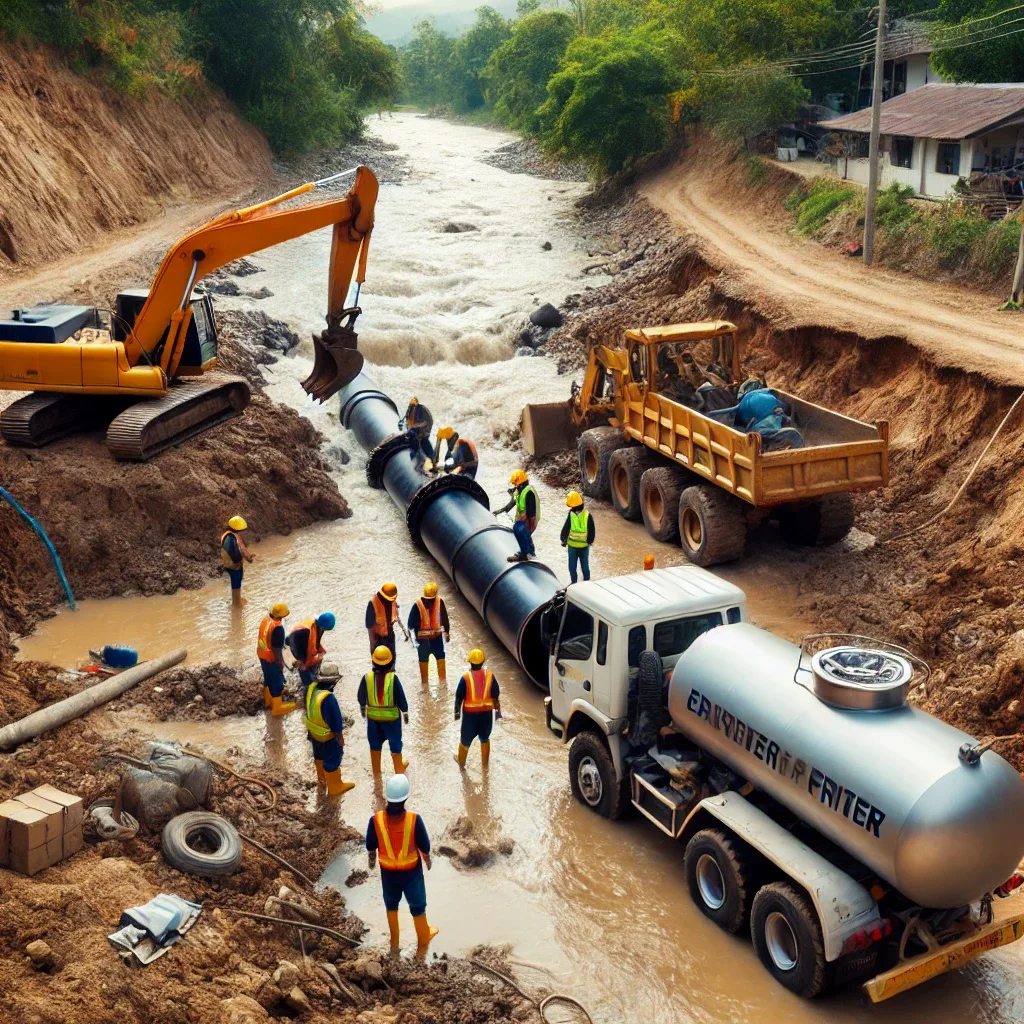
[367, 432, 418, 489]
[406, 474, 491, 548]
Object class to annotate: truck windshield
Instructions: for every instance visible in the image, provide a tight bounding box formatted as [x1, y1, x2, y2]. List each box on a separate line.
[653, 612, 724, 658]
[558, 603, 594, 661]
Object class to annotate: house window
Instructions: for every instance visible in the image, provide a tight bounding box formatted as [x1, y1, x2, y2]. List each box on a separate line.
[937, 142, 961, 175]
[856, 134, 870, 159]
[893, 61, 907, 96]
[893, 137, 914, 169]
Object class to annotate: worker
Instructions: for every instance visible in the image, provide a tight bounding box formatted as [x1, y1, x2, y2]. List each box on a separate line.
[494, 469, 539, 563]
[454, 648, 501, 770]
[560, 491, 596, 584]
[433, 426, 479, 479]
[358, 645, 410, 775]
[402, 397, 434, 465]
[303, 662, 355, 797]
[366, 583, 404, 659]
[287, 612, 336, 687]
[366, 774, 438, 953]
[407, 582, 450, 687]
[256, 602, 296, 716]
[220, 515, 254, 604]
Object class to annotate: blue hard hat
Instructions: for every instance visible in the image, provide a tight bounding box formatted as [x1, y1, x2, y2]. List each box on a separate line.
[317, 612, 337, 630]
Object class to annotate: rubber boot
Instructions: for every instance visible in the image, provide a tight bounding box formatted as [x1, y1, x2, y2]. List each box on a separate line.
[454, 744, 468, 769]
[262, 686, 272, 709]
[392, 751, 409, 773]
[480, 741, 490, 770]
[370, 749, 383, 775]
[386, 910, 400, 950]
[325, 768, 355, 797]
[271, 695, 297, 717]
[314, 760, 326, 788]
[437, 658, 446, 683]
[418, 661, 429, 687]
[413, 913, 439, 953]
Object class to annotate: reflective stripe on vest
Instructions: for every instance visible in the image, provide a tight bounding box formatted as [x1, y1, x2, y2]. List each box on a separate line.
[293, 619, 322, 670]
[415, 598, 442, 639]
[365, 671, 399, 721]
[304, 682, 334, 742]
[462, 669, 495, 712]
[515, 484, 539, 524]
[374, 810, 419, 870]
[256, 616, 282, 663]
[567, 509, 590, 548]
[219, 530, 241, 569]
[371, 594, 394, 636]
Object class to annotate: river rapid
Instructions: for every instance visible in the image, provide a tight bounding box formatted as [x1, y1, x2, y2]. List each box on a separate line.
[16, 113, 1024, 1024]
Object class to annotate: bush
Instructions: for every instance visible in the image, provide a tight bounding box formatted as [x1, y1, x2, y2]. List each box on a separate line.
[745, 156, 768, 185]
[928, 201, 991, 268]
[973, 217, 1021, 278]
[791, 179, 855, 235]
[873, 182, 920, 236]
[701, 65, 809, 145]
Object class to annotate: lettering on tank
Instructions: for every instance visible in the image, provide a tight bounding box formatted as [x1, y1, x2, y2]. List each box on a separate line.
[686, 688, 887, 838]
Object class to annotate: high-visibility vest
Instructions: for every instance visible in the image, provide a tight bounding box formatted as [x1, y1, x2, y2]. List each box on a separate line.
[414, 598, 443, 639]
[256, 616, 282, 663]
[454, 438, 478, 467]
[373, 810, 420, 870]
[304, 683, 335, 742]
[462, 669, 495, 712]
[365, 671, 400, 721]
[291, 620, 323, 670]
[219, 530, 241, 569]
[567, 509, 590, 548]
[515, 484, 539, 524]
[371, 594, 395, 637]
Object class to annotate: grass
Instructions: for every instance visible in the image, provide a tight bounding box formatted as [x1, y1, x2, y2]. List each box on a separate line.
[791, 179, 856, 236]
[745, 156, 768, 185]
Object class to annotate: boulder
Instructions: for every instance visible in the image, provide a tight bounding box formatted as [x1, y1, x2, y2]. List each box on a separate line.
[529, 303, 563, 329]
[514, 346, 535, 358]
[26, 940, 53, 969]
[541, 241, 552, 251]
[285, 987, 312, 1015]
[221, 996, 270, 1024]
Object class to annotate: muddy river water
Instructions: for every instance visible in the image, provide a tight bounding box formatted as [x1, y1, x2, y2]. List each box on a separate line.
[16, 113, 1024, 1023]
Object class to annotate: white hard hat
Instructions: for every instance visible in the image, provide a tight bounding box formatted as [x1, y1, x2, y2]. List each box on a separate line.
[385, 774, 410, 802]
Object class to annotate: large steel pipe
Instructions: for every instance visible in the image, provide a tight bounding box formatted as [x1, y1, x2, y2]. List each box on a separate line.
[339, 372, 559, 687]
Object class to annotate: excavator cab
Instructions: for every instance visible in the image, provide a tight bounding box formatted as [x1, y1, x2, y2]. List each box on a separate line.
[114, 289, 218, 375]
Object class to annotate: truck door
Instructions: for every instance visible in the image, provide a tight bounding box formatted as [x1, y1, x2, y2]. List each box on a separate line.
[554, 601, 596, 709]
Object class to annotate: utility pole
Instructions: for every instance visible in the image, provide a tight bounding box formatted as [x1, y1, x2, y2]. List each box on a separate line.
[863, 0, 887, 266]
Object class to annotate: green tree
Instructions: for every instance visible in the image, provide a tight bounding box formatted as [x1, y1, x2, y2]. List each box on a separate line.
[448, 6, 512, 109]
[701, 64, 809, 145]
[930, 0, 1024, 81]
[325, 13, 400, 108]
[400, 19, 457, 105]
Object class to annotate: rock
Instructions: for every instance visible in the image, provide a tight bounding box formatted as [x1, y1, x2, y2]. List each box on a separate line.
[440, 221, 479, 233]
[285, 987, 311, 1014]
[541, 241, 552, 251]
[345, 867, 368, 887]
[515, 346, 535, 358]
[221, 996, 270, 1023]
[223, 257, 263, 277]
[272, 960, 300, 992]
[530, 303, 563, 328]
[246, 286, 273, 300]
[25, 940, 53, 968]
[205, 279, 241, 296]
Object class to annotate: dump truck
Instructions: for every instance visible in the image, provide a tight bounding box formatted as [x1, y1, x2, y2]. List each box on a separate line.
[522, 321, 890, 565]
[541, 564, 1024, 1001]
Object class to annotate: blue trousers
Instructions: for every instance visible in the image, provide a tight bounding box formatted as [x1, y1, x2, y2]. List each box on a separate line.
[310, 736, 342, 772]
[416, 636, 445, 663]
[227, 567, 243, 590]
[513, 518, 535, 556]
[367, 717, 403, 753]
[381, 865, 426, 915]
[568, 545, 591, 583]
[460, 710, 493, 746]
[299, 665, 320, 688]
[260, 661, 285, 697]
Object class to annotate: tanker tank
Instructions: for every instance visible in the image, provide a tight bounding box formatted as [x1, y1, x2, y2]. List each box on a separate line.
[667, 622, 1024, 909]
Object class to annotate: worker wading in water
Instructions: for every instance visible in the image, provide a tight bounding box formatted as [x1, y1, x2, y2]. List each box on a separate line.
[433, 426, 478, 479]
[560, 491, 596, 583]
[366, 774, 438, 953]
[495, 469, 539, 563]
[220, 516, 254, 604]
[287, 612, 336, 687]
[407, 582, 450, 687]
[256, 602, 296, 716]
[454, 648, 501, 769]
[359, 646, 410, 775]
[366, 583, 401, 660]
[303, 662, 355, 797]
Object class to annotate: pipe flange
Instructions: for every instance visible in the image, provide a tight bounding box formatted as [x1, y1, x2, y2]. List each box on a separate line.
[366, 432, 416, 489]
[406, 474, 491, 548]
[449, 524, 513, 583]
[340, 388, 396, 429]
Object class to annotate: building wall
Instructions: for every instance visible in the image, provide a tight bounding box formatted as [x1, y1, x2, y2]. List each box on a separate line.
[905, 53, 942, 91]
[838, 136, 963, 198]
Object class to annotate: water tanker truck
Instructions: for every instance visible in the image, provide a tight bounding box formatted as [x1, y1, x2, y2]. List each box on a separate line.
[542, 565, 1024, 1002]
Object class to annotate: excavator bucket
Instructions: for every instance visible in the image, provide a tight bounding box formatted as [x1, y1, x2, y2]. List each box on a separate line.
[303, 311, 364, 403]
[521, 401, 577, 457]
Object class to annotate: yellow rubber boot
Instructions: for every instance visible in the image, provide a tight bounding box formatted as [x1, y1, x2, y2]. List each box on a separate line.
[370, 749, 382, 775]
[386, 909, 400, 950]
[436, 658, 446, 683]
[480, 741, 490, 770]
[392, 751, 409, 773]
[418, 661, 429, 687]
[325, 768, 355, 797]
[314, 760, 326, 788]
[262, 686, 272, 709]
[454, 744, 468, 769]
[271, 695, 297, 717]
[413, 913, 439, 953]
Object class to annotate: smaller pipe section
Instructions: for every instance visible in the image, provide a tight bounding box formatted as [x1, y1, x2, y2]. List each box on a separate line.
[0, 648, 187, 750]
[0, 485, 75, 610]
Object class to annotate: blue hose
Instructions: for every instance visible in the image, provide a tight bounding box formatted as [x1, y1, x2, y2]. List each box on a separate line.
[0, 485, 76, 610]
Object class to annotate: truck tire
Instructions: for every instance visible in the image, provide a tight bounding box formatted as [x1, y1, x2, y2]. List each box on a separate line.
[640, 467, 685, 543]
[750, 882, 828, 999]
[568, 732, 626, 820]
[677, 485, 747, 567]
[633, 650, 669, 747]
[608, 447, 654, 521]
[683, 829, 751, 934]
[780, 493, 855, 547]
[162, 811, 243, 878]
[578, 427, 627, 500]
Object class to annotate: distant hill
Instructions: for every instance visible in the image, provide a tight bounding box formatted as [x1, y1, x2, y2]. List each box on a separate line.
[366, 0, 519, 46]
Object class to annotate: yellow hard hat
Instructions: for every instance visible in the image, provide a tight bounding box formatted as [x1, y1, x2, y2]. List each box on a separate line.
[436, 425, 455, 441]
[566, 490, 584, 508]
[372, 645, 393, 666]
[423, 582, 438, 598]
[228, 515, 247, 531]
[270, 602, 289, 619]
[468, 648, 486, 666]
[510, 469, 528, 486]
[380, 582, 398, 600]
[409, 396, 419, 405]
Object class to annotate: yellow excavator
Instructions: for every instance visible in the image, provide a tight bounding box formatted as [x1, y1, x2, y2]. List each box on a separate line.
[0, 166, 378, 460]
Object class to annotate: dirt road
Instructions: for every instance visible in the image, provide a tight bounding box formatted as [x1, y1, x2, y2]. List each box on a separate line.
[642, 161, 1024, 386]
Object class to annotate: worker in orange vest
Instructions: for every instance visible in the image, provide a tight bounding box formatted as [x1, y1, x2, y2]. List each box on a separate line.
[256, 602, 296, 716]
[303, 662, 355, 797]
[366, 773, 438, 953]
[454, 648, 501, 770]
[366, 583, 403, 660]
[286, 612, 336, 687]
[433, 426, 478, 479]
[220, 515, 255, 605]
[358, 645, 410, 775]
[407, 582, 450, 687]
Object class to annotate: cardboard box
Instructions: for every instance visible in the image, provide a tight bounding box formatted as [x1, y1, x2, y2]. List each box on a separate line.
[10, 792, 64, 843]
[31, 785, 84, 832]
[0, 785, 85, 875]
[8, 826, 83, 877]
[0, 803, 51, 858]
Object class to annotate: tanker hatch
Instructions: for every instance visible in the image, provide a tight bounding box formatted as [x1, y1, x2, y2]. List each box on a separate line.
[797, 635, 920, 711]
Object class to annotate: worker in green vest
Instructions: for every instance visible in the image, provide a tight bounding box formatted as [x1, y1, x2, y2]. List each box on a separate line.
[494, 468, 539, 563]
[358, 645, 410, 775]
[303, 662, 355, 797]
[560, 490, 595, 583]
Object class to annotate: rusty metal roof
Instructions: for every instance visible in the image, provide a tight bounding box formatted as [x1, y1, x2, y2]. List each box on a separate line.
[821, 83, 1024, 139]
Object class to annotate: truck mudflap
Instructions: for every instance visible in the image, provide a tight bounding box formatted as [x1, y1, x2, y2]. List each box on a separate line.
[863, 898, 1024, 1003]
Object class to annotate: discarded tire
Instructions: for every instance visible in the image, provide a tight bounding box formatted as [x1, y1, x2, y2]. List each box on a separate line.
[577, 427, 626, 500]
[780, 493, 855, 547]
[640, 466, 686, 543]
[162, 811, 243, 878]
[608, 447, 654, 521]
[678, 484, 748, 567]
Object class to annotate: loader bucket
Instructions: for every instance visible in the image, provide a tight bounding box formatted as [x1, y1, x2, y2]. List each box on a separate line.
[521, 401, 577, 457]
[303, 317, 364, 403]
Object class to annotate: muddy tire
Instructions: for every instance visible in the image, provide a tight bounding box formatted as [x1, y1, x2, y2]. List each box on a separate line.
[609, 447, 654, 521]
[780, 493, 855, 547]
[684, 829, 751, 934]
[677, 485, 747, 567]
[750, 882, 828, 999]
[640, 466, 686, 543]
[578, 427, 627, 501]
[162, 811, 243, 878]
[568, 732, 626, 820]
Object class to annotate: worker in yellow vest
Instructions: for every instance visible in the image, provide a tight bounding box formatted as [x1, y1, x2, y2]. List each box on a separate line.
[494, 469, 539, 563]
[560, 490, 596, 583]
[407, 582, 450, 687]
[358, 645, 410, 775]
[256, 602, 296, 716]
[303, 662, 355, 797]
[366, 774, 438, 953]
[220, 515, 255, 604]
[454, 648, 501, 769]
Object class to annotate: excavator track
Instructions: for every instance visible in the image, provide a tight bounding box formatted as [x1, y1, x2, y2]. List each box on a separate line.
[105, 374, 251, 462]
[0, 392, 118, 448]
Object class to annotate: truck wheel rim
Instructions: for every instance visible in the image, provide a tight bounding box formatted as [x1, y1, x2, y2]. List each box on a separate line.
[612, 466, 628, 506]
[695, 854, 726, 910]
[647, 487, 664, 526]
[765, 912, 799, 972]
[578, 756, 603, 805]
[584, 448, 598, 483]
[682, 508, 702, 550]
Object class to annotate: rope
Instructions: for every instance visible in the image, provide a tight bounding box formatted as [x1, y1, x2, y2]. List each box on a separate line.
[469, 958, 594, 1024]
[239, 832, 317, 890]
[0, 485, 75, 609]
[181, 746, 279, 811]
[217, 906, 362, 946]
